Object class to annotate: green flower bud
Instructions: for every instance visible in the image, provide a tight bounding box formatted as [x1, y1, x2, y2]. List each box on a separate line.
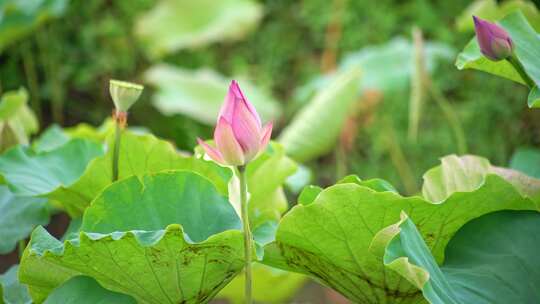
[109, 79, 144, 112]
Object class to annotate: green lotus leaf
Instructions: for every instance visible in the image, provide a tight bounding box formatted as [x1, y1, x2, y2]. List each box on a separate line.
[64, 119, 115, 143]
[0, 185, 49, 254]
[0, 139, 104, 197]
[337, 175, 398, 193]
[43, 276, 136, 304]
[0, 265, 31, 304]
[217, 263, 307, 304]
[135, 0, 262, 58]
[422, 154, 540, 203]
[204, 143, 300, 301]
[197, 141, 296, 229]
[455, 0, 540, 32]
[0, 0, 68, 52]
[295, 176, 396, 207]
[32, 120, 113, 153]
[263, 155, 539, 303]
[373, 210, 540, 304]
[144, 64, 281, 125]
[81, 172, 240, 242]
[285, 164, 313, 194]
[340, 38, 454, 93]
[251, 221, 278, 248]
[47, 130, 231, 217]
[20, 171, 245, 304]
[31, 125, 71, 153]
[245, 143, 297, 228]
[456, 11, 540, 107]
[215, 142, 296, 259]
[510, 147, 540, 178]
[294, 37, 454, 104]
[60, 218, 82, 242]
[279, 67, 362, 162]
[297, 185, 323, 206]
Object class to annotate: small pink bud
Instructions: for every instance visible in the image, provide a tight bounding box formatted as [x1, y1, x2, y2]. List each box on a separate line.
[197, 80, 272, 166]
[473, 16, 513, 61]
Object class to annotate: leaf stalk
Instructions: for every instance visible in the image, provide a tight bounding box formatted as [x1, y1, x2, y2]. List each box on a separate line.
[112, 111, 126, 182]
[507, 55, 535, 88]
[235, 165, 252, 304]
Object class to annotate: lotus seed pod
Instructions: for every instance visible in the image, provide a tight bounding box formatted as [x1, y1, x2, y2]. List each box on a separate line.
[109, 79, 144, 112]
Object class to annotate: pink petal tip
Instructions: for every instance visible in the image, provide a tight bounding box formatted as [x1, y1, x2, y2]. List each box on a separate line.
[197, 138, 225, 164]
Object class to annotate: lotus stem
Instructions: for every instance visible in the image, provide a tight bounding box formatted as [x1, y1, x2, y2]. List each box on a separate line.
[236, 166, 252, 304]
[507, 55, 535, 88]
[112, 111, 126, 182]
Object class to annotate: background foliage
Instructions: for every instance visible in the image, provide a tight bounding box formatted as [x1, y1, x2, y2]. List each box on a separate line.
[1, 0, 536, 194]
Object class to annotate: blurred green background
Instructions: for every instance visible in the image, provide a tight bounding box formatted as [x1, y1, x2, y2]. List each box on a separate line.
[2, 0, 538, 194]
[1, 0, 540, 302]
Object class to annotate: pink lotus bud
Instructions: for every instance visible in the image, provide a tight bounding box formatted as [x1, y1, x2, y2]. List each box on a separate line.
[473, 16, 514, 61]
[197, 80, 273, 166]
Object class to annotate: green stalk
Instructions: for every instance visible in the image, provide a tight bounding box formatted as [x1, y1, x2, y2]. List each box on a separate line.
[383, 120, 418, 194]
[36, 26, 64, 124]
[335, 145, 347, 180]
[429, 84, 468, 155]
[112, 119, 122, 182]
[21, 41, 42, 120]
[507, 55, 535, 88]
[235, 166, 252, 304]
[408, 27, 426, 142]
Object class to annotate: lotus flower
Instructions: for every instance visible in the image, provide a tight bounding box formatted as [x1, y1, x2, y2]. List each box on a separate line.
[473, 16, 513, 61]
[197, 80, 273, 166]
